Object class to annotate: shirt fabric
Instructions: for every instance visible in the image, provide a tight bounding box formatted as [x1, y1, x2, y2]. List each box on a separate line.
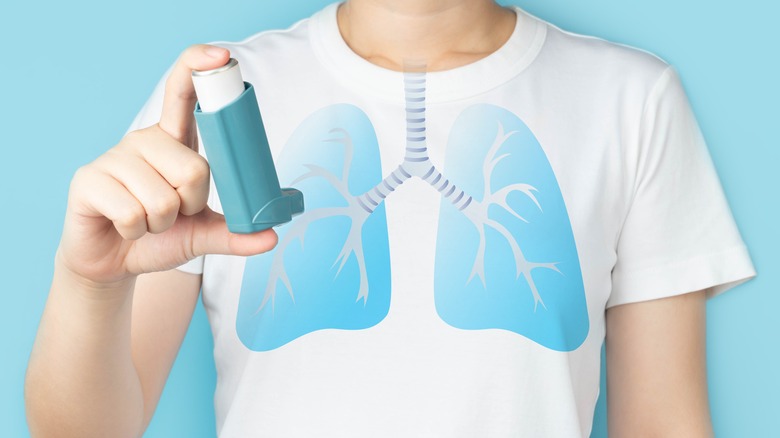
[127, 2, 757, 436]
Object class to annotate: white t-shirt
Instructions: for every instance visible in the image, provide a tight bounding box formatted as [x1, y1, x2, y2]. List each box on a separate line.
[128, 3, 757, 436]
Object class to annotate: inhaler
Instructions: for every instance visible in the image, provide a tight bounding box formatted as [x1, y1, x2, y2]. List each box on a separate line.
[192, 58, 304, 233]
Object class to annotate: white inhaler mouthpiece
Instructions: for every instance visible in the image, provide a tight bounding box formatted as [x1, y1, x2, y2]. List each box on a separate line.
[191, 58, 245, 112]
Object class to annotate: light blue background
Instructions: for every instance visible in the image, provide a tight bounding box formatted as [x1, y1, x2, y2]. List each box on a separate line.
[0, 0, 775, 436]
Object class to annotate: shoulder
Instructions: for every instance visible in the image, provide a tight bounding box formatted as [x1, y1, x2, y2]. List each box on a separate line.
[523, 7, 673, 97]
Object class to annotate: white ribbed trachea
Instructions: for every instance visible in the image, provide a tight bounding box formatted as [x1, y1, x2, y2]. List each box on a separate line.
[355, 69, 473, 214]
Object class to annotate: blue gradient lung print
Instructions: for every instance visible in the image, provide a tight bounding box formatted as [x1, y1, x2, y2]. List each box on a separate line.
[236, 104, 391, 351]
[434, 104, 589, 351]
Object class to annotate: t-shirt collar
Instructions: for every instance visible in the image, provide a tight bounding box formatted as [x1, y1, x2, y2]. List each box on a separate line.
[310, 1, 547, 104]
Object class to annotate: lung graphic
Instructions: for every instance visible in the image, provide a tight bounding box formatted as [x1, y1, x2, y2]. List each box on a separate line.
[235, 104, 392, 352]
[434, 104, 589, 351]
[235, 70, 588, 352]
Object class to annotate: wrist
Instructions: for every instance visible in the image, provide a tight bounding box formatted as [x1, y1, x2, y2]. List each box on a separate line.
[53, 249, 136, 301]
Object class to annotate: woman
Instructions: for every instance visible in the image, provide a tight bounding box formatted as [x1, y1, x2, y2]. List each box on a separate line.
[26, 0, 755, 436]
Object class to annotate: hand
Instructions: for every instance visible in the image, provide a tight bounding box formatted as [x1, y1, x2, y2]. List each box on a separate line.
[58, 44, 278, 286]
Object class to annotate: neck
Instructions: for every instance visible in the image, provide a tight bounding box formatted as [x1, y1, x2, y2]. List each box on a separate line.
[337, 0, 516, 72]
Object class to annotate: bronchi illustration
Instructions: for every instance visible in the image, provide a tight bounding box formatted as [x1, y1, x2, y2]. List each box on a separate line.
[258, 67, 562, 314]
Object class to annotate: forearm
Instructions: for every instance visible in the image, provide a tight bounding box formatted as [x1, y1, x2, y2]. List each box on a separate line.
[25, 257, 144, 438]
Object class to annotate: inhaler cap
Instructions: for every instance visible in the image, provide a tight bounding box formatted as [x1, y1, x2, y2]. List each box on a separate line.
[192, 58, 245, 112]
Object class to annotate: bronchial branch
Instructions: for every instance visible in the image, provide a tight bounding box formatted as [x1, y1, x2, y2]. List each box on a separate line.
[355, 71, 473, 214]
[258, 67, 560, 314]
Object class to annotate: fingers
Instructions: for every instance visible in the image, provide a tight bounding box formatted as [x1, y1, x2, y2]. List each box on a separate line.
[123, 128, 211, 216]
[71, 167, 148, 240]
[74, 127, 211, 240]
[94, 152, 181, 234]
[71, 161, 278, 256]
[159, 44, 230, 145]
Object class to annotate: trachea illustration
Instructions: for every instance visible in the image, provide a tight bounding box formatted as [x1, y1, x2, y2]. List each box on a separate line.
[260, 64, 561, 314]
[352, 69, 473, 214]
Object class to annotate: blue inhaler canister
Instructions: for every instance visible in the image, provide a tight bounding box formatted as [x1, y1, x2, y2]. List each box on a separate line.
[192, 58, 304, 233]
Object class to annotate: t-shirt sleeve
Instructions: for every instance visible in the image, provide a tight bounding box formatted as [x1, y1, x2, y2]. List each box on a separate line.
[607, 66, 756, 308]
[125, 66, 206, 275]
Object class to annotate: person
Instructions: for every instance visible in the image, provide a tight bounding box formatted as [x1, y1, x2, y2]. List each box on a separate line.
[25, 0, 756, 436]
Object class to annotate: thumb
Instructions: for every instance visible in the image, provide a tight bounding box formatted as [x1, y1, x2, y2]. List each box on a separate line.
[159, 44, 231, 146]
[191, 208, 279, 257]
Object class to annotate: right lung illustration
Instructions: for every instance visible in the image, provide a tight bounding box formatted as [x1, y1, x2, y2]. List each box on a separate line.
[235, 104, 392, 352]
[434, 104, 589, 352]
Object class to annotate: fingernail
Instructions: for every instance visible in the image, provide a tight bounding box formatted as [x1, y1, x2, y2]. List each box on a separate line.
[205, 46, 227, 58]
